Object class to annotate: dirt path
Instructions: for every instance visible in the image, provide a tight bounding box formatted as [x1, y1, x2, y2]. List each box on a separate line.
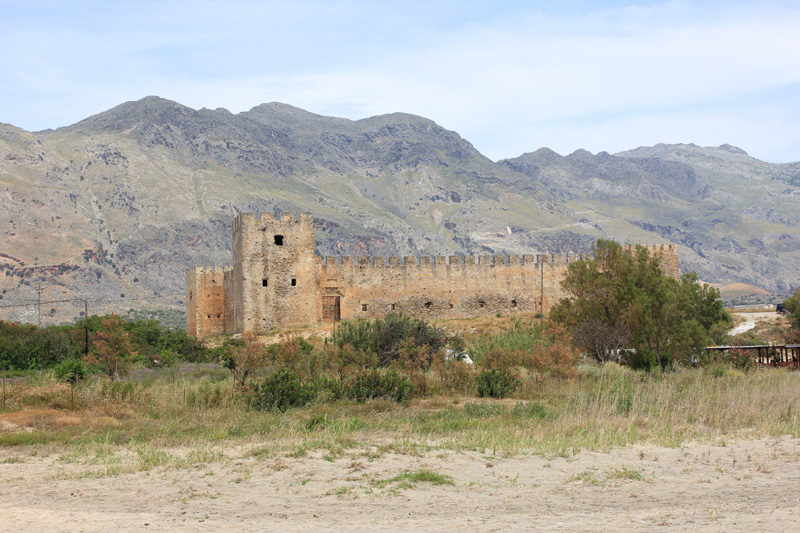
[729, 311, 784, 336]
[3, 437, 800, 531]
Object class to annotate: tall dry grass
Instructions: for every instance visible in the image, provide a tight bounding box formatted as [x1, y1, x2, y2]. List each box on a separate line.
[2, 364, 800, 463]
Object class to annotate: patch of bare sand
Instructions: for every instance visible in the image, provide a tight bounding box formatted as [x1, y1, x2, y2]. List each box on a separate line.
[2, 437, 800, 531]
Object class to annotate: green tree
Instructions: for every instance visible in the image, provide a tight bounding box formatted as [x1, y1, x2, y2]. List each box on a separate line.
[551, 240, 730, 368]
[783, 288, 800, 330]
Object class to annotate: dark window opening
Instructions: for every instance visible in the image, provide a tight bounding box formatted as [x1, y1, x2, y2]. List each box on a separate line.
[361, 304, 368, 311]
[262, 278, 268, 287]
[390, 303, 396, 310]
[478, 300, 486, 308]
[291, 278, 297, 287]
[189, 291, 193, 300]
[274, 235, 284, 246]
[217, 314, 221, 319]
[511, 299, 517, 308]
[424, 301, 433, 309]
[207, 314, 211, 319]
[449, 303, 454, 309]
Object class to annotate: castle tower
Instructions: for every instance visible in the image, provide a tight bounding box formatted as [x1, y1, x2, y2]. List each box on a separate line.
[232, 212, 319, 334]
[185, 266, 232, 338]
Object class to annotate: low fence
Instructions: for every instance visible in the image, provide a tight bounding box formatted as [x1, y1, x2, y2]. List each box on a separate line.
[705, 344, 800, 369]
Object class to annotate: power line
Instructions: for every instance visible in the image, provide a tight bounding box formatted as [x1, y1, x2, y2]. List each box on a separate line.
[0, 293, 184, 310]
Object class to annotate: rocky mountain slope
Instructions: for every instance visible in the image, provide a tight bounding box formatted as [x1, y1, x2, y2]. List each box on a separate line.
[1, 96, 798, 324]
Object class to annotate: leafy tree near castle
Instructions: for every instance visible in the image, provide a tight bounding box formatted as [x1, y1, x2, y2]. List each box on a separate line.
[783, 288, 800, 333]
[550, 240, 730, 369]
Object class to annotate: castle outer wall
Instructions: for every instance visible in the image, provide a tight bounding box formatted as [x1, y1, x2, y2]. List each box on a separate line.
[186, 212, 680, 337]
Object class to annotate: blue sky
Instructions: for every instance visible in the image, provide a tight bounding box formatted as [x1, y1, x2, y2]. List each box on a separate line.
[1, 0, 799, 163]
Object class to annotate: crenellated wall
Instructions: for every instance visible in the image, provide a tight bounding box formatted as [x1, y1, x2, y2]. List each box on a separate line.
[317, 253, 582, 321]
[186, 212, 680, 337]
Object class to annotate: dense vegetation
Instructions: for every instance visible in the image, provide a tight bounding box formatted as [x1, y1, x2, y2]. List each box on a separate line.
[0, 315, 205, 375]
[3, 243, 798, 474]
[783, 288, 800, 344]
[1, 245, 789, 417]
[550, 240, 731, 369]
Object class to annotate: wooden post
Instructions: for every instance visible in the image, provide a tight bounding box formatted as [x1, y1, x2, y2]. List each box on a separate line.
[84, 298, 90, 356]
[539, 262, 544, 327]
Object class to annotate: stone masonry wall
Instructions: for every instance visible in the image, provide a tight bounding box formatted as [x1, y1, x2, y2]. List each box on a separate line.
[319, 253, 593, 322]
[231, 212, 319, 334]
[186, 266, 230, 338]
[187, 213, 680, 337]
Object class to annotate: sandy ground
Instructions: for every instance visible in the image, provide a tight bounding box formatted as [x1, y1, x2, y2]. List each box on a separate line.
[3, 437, 800, 532]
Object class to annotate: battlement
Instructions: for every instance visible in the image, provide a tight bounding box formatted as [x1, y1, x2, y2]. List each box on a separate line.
[189, 266, 232, 275]
[232, 211, 315, 231]
[622, 243, 678, 254]
[319, 252, 596, 271]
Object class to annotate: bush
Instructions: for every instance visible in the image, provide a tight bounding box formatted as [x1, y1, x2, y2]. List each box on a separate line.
[345, 370, 414, 404]
[311, 376, 346, 403]
[332, 313, 447, 367]
[476, 369, 518, 399]
[431, 353, 474, 393]
[704, 346, 756, 371]
[0, 321, 82, 371]
[53, 359, 88, 384]
[251, 369, 316, 412]
[265, 337, 319, 378]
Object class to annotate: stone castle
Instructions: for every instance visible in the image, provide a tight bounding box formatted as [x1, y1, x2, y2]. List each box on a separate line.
[186, 212, 680, 338]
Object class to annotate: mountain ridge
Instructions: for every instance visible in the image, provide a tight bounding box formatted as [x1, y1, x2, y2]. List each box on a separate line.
[1, 97, 798, 324]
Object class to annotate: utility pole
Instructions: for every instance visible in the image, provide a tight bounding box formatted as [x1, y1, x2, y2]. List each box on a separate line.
[36, 285, 44, 327]
[84, 298, 90, 355]
[539, 261, 544, 328]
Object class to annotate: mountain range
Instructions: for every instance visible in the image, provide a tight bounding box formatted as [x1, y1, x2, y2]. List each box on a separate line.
[1, 96, 798, 324]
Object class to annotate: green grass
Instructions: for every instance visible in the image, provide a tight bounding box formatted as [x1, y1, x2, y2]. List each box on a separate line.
[3, 363, 800, 476]
[372, 469, 454, 490]
[606, 466, 644, 481]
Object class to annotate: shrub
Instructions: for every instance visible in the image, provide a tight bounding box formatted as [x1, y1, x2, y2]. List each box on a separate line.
[345, 370, 414, 404]
[332, 313, 447, 367]
[431, 352, 474, 393]
[705, 346, 756, 371]
[0, 321, 82, 371]
[265, 337, 319, 378]
[53, 359, 88, 384]
[222, 332, 266, 387]
[326, 343, 378, 381]
[476, 369, 518, 398]
[251, 369, 316, 412]
[311, 376, 345, 403]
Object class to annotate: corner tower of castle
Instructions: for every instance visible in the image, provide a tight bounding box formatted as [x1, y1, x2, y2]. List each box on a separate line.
[185, 266, 232, 337]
